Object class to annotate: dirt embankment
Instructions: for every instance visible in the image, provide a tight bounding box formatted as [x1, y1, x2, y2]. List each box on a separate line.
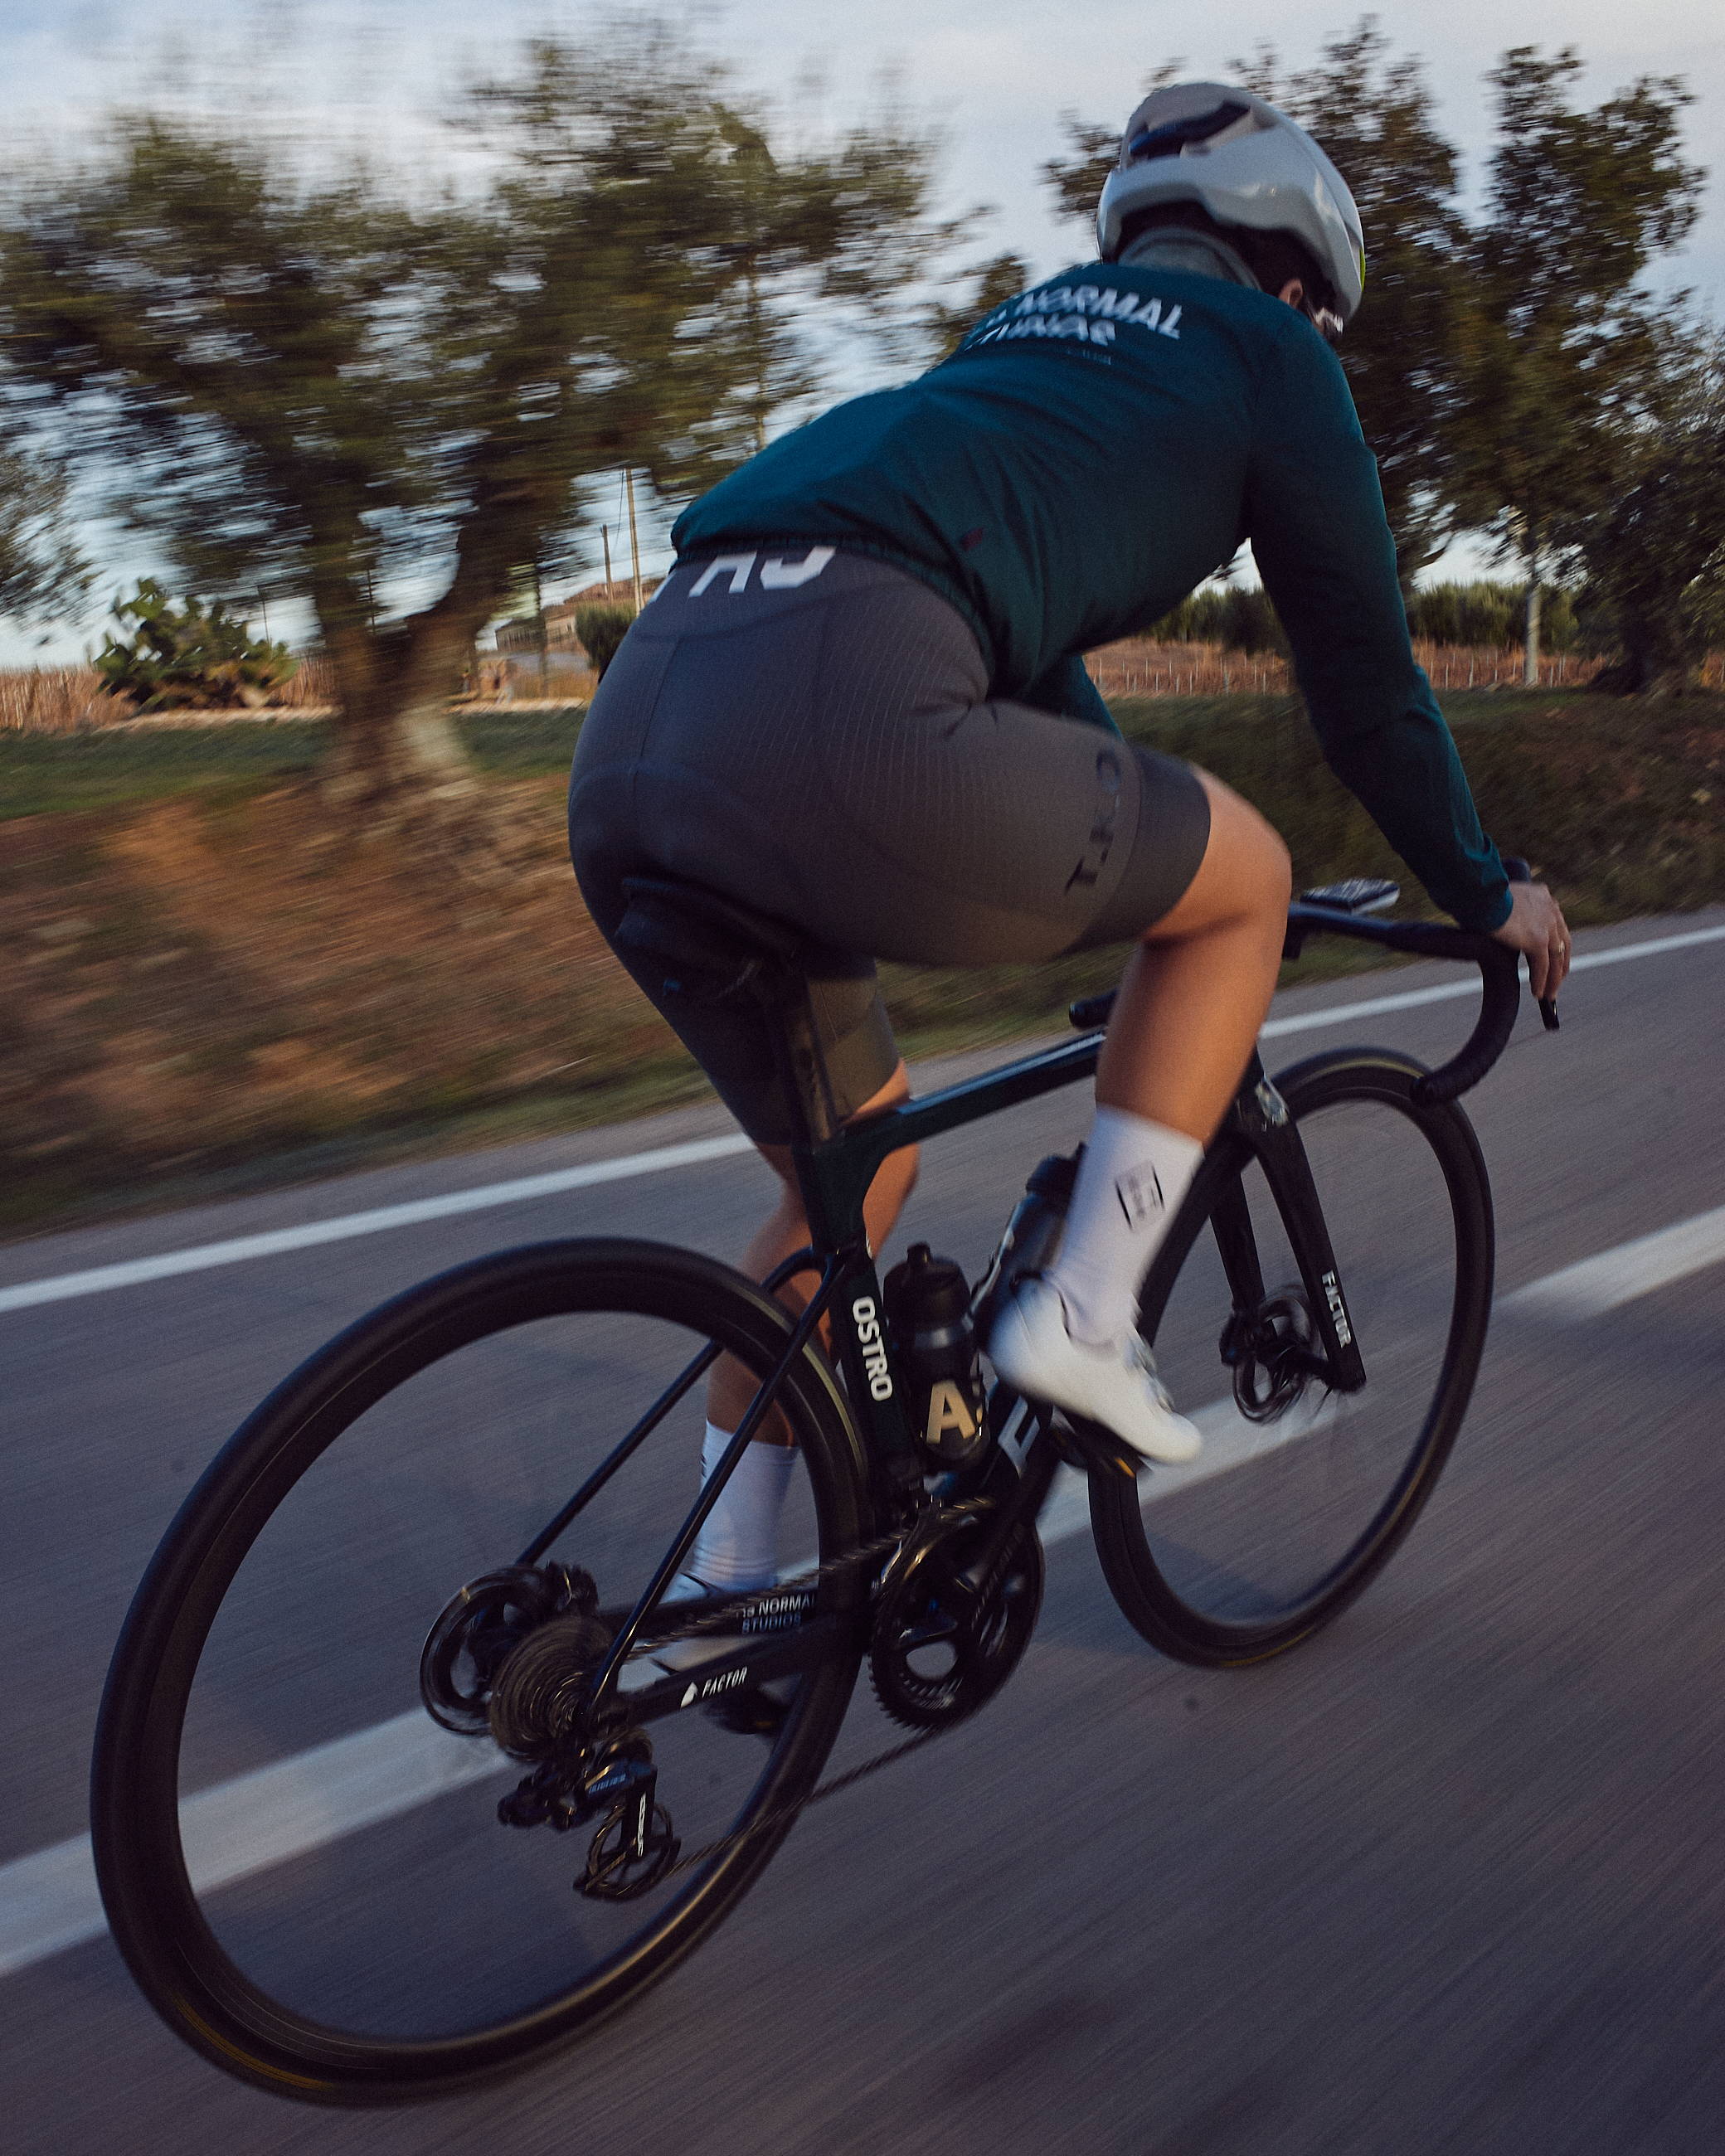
[5, 692, 1723, 1236]
[2, 777, 677, 1230]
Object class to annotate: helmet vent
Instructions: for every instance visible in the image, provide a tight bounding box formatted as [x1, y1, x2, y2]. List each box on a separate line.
[1124, 100, 1256, 165]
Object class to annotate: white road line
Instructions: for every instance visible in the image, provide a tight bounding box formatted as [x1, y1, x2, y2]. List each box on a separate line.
[0, 1134, 754, 1316]
[4, 920, 1723, 1321]
[6, 1192, 1723, 1985]
[1504, 1204, 1725, 1322]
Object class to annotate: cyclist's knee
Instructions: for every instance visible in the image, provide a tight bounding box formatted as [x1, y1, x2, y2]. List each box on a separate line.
[1155, 772, 1290, 937]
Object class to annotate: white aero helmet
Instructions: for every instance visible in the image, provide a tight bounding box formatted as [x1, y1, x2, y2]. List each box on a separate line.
[1096, 82, 1365, 326]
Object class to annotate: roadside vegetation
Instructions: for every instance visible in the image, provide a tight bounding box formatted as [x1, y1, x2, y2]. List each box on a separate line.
[4, 691, 1718, 1236]
[0, 16, 1719, 1232]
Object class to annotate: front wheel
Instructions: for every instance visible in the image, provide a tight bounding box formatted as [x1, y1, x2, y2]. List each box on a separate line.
[91, 1239, 872, 2105]
[1089, 1050, 1494, 1667]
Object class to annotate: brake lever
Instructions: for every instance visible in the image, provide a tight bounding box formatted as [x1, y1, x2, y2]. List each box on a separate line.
[1502, 854, 1562, 1032]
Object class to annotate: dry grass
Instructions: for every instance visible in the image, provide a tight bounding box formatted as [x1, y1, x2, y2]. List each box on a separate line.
[0, 668, 131, 734]
[1082, 638, 1650, 697]
[0, 651, 338, 733]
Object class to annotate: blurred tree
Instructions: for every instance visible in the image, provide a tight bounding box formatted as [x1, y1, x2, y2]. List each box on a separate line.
[1451, 48, 1703, 682]
[0, 424, 90, 626]
[95, 576, 297, 710]
[0, 31, 960, 841]
[1567, 328, 1725, 695]
[1404, 580, 1578, 651]
[1040, 27, 1469, 584]
[925, 251, 1030, 362]
[1232, 25, 1470, 587]
[572, 604, 634, 682]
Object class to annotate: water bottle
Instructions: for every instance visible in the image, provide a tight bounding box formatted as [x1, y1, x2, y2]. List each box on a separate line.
[882, 1243, 990, 1467]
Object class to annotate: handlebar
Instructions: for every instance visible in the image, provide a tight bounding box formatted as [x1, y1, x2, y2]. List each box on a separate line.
[1067, 858, 1560, 1105]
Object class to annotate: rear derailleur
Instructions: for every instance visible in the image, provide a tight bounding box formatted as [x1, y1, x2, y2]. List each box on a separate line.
[497, 1732, 680, 1902]
[419, 1559, 678, 1901]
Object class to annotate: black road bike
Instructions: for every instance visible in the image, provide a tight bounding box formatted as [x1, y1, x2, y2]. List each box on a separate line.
[91, 869, 1557, 2103]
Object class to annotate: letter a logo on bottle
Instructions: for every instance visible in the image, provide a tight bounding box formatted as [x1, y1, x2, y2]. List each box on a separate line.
[925, 1381, 979, 1449]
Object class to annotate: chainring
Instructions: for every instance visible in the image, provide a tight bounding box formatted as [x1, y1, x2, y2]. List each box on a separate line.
[868, 1477, 1043, 1731]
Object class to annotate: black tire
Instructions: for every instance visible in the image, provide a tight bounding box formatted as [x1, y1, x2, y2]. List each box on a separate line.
[91, 1239, 873, 2105]
[1089, 1051, 1494, 1667]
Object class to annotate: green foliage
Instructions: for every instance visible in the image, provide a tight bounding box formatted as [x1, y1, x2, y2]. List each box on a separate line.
[0, 27, 976, 806]
[1570, 332, 1725, 694]
[0, 429, 90, 625]
[1404, 580, 1578, 651]
[1147, 586, 1285, 653]
[94, 580, 297, 711]
[1234, 24, 1472, 583]
[1451, 48, 1704, 624]
[572, 605, 635, 682]
[926, 251, 1031, 362]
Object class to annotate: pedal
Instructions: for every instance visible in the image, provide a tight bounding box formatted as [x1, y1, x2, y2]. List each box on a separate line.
[1052, 1413, 1144, 1481]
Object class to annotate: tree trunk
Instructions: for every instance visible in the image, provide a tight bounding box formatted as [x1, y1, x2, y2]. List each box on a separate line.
[319, 618, 509, 873]
[1523, 579, 1542, 687]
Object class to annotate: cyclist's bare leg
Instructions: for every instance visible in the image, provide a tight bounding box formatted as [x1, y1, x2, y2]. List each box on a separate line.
[1096, 770, 1292, 1141]
[991, 769, 1290, 1456]
[708, 1061, 921, 1440]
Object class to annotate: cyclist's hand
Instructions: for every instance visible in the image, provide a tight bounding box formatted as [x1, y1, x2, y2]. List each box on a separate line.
[1491, 880, 1571, 1000]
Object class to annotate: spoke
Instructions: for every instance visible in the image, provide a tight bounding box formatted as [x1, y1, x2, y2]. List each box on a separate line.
[590, 1264, 843, 1704]
[515, 1339, 722, 1566]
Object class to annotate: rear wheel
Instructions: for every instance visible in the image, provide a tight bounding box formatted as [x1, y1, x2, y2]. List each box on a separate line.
[1089, 1051, 1494, 1666]
[91, 1239, 872, 2104]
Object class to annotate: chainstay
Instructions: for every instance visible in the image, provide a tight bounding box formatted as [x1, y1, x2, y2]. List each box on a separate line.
[635, 1526, 911, 1653]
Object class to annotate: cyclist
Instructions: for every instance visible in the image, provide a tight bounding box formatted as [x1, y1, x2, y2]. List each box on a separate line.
[569, 81, 1571, 1598]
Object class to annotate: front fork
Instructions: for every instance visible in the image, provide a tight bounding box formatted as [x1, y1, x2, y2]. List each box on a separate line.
[1210, 1057, 1366, 1396]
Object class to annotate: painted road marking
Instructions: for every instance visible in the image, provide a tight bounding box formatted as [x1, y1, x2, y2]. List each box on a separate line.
[4, 920, 1723, 1320]
[4, 1194, 1723, 1984]
[1504, 1204, 1725, 1323]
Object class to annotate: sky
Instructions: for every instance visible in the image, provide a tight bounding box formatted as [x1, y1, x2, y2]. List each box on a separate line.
[2, 0, 1720, 662]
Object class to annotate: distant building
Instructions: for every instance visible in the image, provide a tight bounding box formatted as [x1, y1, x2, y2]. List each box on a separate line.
[493, 577, 661, 655]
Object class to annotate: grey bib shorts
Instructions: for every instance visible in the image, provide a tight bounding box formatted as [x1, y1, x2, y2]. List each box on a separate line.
[568, 551, 1209, 1144]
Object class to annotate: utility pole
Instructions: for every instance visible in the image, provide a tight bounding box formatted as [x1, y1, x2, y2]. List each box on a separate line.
[625, 469, 644, 615]
[1523, 578, 1543, 689]
[601, 524, 613, 593]
[257, 587, 270, 642]
[532, 557, 547, 692]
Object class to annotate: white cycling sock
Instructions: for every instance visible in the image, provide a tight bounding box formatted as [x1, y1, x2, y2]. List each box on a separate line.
[1044, 1107, 1203, 1348]
[688, 1420, 797, 1591]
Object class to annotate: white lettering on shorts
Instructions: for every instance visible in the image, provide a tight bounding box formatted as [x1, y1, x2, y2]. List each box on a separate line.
[688, 552, 758, 597]
[759, 545, 836, 590]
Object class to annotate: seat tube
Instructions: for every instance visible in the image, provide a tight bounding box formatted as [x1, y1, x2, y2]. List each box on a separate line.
[793, 1134, 924, 1492]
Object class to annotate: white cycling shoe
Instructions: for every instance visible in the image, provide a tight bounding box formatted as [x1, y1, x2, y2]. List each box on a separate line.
[988, 1277, 1202, 1464]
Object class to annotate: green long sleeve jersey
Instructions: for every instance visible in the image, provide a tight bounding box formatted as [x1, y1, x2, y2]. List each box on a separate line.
[672, 260, 1510, 931]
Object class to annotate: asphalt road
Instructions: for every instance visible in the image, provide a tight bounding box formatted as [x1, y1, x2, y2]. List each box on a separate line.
[4, 908, 1725, 2154]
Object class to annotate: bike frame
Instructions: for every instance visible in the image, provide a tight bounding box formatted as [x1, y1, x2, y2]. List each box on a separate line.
[571, 886, 1535, 1719]
[581, 1027, 1366, 1719]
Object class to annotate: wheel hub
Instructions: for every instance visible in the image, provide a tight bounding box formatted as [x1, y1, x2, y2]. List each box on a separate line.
[1220, 1284, 1324, 1423]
